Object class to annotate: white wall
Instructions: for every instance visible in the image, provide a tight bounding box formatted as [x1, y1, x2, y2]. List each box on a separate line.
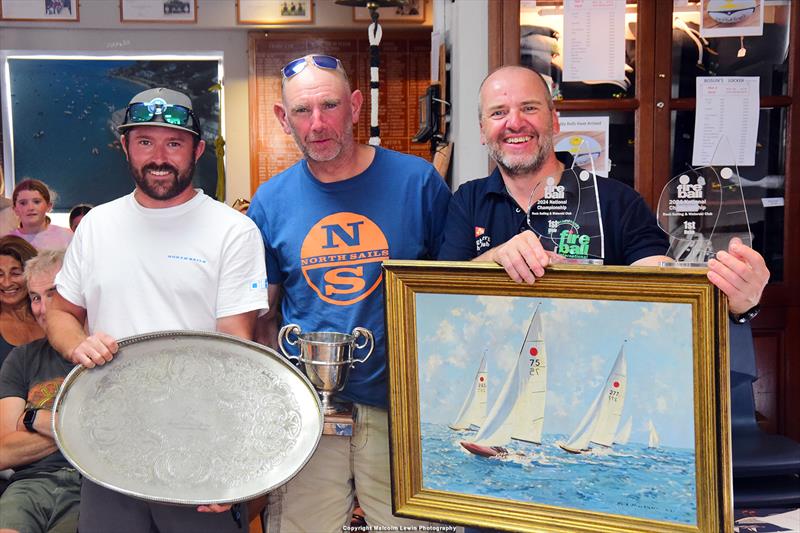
[433, 0, 488, 189]
[0, 0, 434, 202]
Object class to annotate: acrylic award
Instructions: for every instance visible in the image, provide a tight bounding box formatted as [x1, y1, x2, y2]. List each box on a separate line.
[657, 136, 752, 266]
[526, 140, 605, 264]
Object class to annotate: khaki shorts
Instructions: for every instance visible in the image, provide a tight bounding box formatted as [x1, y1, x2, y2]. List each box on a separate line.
[0, 467, 81, 533]
[265, 404, 437, 533]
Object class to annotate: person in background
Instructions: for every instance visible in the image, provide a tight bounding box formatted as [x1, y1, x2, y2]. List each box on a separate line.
[8, 179, 72, 251]
[0, 236, 42, 367]
[0, 250, 80, 533]
[67, 203, 93, 233]
[46, 87, 267, 533]
[247, 53, 450, 532]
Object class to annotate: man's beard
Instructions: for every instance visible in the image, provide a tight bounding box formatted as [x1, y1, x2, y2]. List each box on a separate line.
[487, 131, 554, 177]
[291, 122, 353, 163]
[130, 161, 195, 201]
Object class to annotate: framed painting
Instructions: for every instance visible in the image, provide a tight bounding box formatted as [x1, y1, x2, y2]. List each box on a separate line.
[236, 0, 313, 25]
[353, 0, 426, 23]
[0, 0, 79, 21]
[384, 261, 732, 532]
[120, 0, 198, 23]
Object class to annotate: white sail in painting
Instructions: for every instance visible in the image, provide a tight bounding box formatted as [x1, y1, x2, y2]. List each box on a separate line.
[648, 419, 660, 449]
[614, 416, 632, 445]
[449, 354, 488, 431]
[462, 306, 547, 454]
[558, 343, 627, 454]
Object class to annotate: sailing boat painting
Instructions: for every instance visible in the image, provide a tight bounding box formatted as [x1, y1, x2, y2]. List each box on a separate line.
[448, 354, 488, 431]
[648, 419, 661, 449]
[558, 343, 627, 453]
[615, 416, 633, 445]
[415, 293, 698, 526]
[460, 305, 547, 457]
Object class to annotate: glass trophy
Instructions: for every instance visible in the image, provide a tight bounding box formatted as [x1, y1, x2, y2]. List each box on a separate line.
[657, 136, 752, 267]
[526, 139, 605, 264]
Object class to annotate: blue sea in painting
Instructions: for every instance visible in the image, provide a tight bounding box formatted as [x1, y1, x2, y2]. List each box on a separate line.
[422, 423, 697, 526]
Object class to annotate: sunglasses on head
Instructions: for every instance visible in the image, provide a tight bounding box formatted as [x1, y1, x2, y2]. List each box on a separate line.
[281, 55, 343, 79]
[125, 99, 199, 131]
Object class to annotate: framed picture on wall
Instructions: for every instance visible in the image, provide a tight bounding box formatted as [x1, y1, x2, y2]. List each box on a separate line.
[1, 53, 224, 209]
[0, 0, 79, 21]
[353, 0, 425, 23]
[237, 0, 313, 24]
[120, 0, 198, 23]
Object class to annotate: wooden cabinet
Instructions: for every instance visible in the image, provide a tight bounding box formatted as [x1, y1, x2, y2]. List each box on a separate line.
[490, 0, 800, 440]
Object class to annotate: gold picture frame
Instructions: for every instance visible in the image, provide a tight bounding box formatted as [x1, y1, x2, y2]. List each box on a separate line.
[236, 0, 313, 25]
[384, 260, 732, 532]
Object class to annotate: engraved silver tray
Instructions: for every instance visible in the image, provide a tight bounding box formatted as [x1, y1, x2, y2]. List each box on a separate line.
[52, 330, 323, 505]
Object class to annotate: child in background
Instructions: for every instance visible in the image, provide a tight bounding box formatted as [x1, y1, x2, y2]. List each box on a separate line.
[8, 179, 72, 251]
[68, 203, 93, 232]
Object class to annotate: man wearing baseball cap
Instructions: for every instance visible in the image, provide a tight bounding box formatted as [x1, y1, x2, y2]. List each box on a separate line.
[47, 87, 267, 533]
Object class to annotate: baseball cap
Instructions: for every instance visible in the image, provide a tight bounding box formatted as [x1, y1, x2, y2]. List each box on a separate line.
[118, 87, 202, 137]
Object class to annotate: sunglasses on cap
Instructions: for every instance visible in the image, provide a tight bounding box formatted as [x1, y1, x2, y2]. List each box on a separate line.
[124, 98, 200, 132]
[281, 55, 343, 79]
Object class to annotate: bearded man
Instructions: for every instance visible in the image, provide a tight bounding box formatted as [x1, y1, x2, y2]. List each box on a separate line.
[46, 87, 268, 533]
[438, 66, 768, 323]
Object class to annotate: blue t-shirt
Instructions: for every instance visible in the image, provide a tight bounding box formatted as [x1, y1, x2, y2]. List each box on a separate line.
[439, 153, 668, 264]
[248, 147, 451, 407]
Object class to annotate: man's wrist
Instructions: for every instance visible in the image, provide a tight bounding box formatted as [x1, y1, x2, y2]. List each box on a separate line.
[22, 407, 42, 433]
[730, 304, 760, 324]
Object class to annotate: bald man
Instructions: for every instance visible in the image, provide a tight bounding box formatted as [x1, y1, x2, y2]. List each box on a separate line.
[439, 65, 768, 319]
[247, 55, 451, 531]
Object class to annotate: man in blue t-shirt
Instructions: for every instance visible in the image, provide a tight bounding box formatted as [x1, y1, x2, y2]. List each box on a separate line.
[247, 54, 451, 531]
[439, 65, 769, 321]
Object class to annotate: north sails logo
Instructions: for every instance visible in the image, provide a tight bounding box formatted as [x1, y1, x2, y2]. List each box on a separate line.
[300, 212, 389, 306]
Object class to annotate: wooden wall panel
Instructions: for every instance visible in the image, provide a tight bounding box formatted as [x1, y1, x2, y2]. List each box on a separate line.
[752, 332, 782, 434]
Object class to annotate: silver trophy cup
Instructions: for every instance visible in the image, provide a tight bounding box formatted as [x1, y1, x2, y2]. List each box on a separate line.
[278, 324, 374, 415]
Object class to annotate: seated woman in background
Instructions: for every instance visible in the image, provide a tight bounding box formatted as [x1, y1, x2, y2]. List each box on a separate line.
[8, 179, 72, 251]
[0, 236, 42, 366]
[68, 203, 93, 233]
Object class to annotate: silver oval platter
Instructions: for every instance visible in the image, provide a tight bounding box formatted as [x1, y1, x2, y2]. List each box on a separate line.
[52, 330, 323, 505]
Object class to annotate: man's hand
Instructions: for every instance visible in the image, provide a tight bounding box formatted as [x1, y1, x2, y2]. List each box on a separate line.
[481, 230, 553, 284]
[197, 503, 232, 513]
[70, 333, 118, 368]
[707, 237, 769, 315]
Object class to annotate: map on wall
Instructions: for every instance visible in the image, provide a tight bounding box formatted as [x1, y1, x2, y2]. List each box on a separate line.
[4, 57, 221, 209]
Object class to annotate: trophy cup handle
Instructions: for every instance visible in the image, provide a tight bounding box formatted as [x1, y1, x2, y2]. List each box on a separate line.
[278, 324, 302, 361]
[350, 327, 374, 364]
